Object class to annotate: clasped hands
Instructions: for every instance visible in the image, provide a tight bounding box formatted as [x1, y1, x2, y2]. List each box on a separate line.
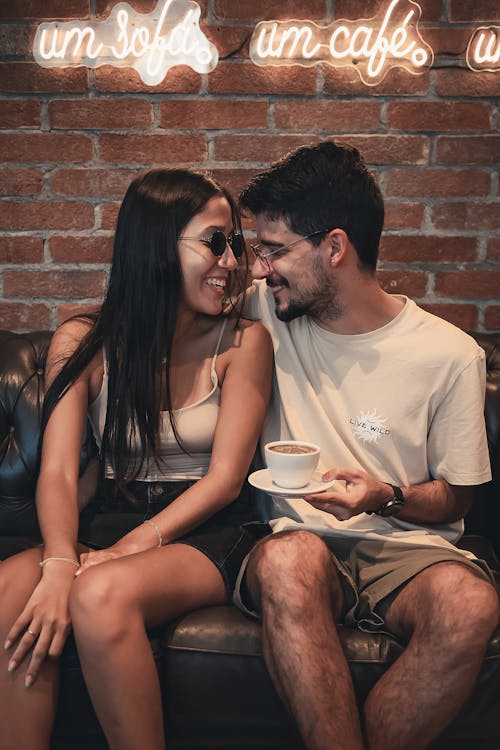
[303, 467, 394, 520]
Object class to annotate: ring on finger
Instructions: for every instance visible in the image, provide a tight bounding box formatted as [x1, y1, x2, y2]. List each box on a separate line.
[27, 628, 38, 638]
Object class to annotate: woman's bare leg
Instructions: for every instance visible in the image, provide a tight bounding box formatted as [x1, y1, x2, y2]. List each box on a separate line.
[0, 548, 58, 750]
[69, 544, 227, 750]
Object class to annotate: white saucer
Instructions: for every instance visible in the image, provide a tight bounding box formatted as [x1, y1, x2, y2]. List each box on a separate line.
[248, 469, 337, 497]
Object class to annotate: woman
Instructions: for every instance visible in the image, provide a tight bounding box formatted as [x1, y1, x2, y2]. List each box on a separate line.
[0, 169, 272, 750]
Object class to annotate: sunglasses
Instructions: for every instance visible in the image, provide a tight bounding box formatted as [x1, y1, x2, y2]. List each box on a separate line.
[180, 230, 246, 259]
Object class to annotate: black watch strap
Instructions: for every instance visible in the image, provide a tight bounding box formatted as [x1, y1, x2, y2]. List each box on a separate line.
[374, 483, 405, 517]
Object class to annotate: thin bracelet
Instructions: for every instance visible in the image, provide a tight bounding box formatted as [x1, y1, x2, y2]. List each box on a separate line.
[40, 557, 80, 569]
[143, 519, 163, 548]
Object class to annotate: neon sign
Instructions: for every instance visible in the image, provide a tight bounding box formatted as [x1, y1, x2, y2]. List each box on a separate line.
[33, 0, 218, 85]
[466, 26, 500, 72]
[249, 0, 433, 86]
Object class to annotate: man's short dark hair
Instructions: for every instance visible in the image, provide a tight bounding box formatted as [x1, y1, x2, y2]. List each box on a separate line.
[239, 140, 384, 271]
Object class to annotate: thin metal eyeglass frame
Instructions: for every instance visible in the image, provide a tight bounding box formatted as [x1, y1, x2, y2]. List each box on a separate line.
[250, 229, 331, 271]
[179, 230, 245, 259]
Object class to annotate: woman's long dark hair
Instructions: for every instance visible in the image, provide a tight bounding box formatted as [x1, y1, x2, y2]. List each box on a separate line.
[39, 169, 247, 490]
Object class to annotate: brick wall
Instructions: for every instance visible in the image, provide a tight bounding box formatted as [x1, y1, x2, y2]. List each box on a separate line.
[0, 0, 499, 332]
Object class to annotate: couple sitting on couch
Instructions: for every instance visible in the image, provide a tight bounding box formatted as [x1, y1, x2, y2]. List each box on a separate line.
[1, 141, 498, 750]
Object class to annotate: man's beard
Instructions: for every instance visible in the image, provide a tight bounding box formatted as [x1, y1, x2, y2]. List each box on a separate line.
[272, 257, 342, 323]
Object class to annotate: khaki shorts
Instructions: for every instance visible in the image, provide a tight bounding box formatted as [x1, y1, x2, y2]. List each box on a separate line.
[233, 533, 495, 633]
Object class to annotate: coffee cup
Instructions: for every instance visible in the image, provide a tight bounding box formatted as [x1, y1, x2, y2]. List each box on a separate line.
[265, 440, 320, 489]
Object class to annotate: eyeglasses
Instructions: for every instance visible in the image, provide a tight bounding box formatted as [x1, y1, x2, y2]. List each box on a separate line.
[179, 230, 245, 259]
[250, 230, 330, 271]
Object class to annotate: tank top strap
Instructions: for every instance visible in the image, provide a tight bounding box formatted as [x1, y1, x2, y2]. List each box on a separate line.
[210, 318, 229, 378]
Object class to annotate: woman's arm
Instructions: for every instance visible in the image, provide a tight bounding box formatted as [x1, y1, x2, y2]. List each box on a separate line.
[5, 321, 98, 684]
[78, 320, 273, 563]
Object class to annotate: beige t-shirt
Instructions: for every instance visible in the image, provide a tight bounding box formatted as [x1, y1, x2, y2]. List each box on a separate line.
[247, 281, 491, 553]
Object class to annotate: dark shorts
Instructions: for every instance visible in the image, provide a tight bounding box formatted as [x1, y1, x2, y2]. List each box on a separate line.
[78, 479, 271, 597]
[233, 532, 495, 632]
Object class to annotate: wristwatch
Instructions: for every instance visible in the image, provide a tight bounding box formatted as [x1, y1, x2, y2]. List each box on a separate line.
[374, 483, 405, 517]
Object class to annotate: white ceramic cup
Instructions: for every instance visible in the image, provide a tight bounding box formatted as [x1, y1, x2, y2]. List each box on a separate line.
[264, 440, 320, 489]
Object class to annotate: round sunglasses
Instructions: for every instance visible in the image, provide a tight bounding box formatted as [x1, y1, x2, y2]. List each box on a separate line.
[180, 230, 245, 259]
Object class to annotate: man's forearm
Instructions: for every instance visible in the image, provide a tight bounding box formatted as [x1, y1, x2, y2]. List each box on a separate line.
[397, 479, 474, 525]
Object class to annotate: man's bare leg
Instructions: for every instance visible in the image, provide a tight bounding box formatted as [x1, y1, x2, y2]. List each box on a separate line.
[364, 562, 499, 750]
[246, 530, 364, 750]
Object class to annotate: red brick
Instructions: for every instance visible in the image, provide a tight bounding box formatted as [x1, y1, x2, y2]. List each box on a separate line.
[323, 66, 429, 96]
[432, 203, 500, 231]
[377, 270, 428, 297]
[340, 135, 429, 165]
[0, 133, 92, 164]
[94, 65, 201, 94]
[209, 62, 316, 95]
[0, 63, 88, 93]
[435, 271, 500, 299]
[334, 0, 442, 21]
[215, 0, 327, 20]
[99, 134, 207, 164]
[213, 134, 320, 163]
[487, 237, 500, 261]
[449, 0, 500, 21]
[387, 102, 492, 131]
[0, 201, 94, 230]
[384, 202, 424, 230]
[205, 25, 252, 58]
[160, 100, 268, 130]
[485, 306, 500, 330]
[0, 100, 41, 128]
[95, 0, 208, 17]
[210, 169, 260, 196]
[379, 236, 477, 264]
[4, 270, 105, 299]
[435, 71, 500, 98]
[385, 168, 490, 198]
[420, 303, 479, 331]
[101, 202, 120, 230]
[49, 236, 113, 264]
[56, 303, 100, 326]
[435, 136, 500, 166]
[0, 302, 51, 330]
[274, 100, 380, 132]
[0, 168, 44, 196]
[0, 235, 43, 263]
[51, 168, 140, 197]
[423, 27, 474, 55]
[0, 23, 35, 57]
[0, 1, 89, 18]
[49, 100, 153, 130]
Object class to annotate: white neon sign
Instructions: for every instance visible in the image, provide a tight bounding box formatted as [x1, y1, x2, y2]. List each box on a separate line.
[466, 26, 500, 72]
[249, 0, 433, 86]
[33, 0, 218, 85]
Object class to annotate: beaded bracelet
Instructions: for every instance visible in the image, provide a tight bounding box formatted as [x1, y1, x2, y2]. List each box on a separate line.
[143, 519, 163, 548]
[40, 557, 80, 569]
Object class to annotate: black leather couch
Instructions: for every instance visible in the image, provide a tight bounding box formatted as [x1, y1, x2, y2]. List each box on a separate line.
[1, 329, 499, 750]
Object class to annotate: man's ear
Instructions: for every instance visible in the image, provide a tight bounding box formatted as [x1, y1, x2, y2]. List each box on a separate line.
[328, 229, 348, 266]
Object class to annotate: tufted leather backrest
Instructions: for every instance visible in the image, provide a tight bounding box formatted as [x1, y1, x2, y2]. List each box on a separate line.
[0, 330, 499, 552]
[0, 330, 96, 536]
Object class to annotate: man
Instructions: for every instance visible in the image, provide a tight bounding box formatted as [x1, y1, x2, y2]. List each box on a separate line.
[234, 141, 500, 750]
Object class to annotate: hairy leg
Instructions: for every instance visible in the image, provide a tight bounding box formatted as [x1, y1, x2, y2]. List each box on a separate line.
[246, 530, 364, 750]
[69, 543, 227, 750]
[0, 548, 57, 750]
[364, 562, 500, 750]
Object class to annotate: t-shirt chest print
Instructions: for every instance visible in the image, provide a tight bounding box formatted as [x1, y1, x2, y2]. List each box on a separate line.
[349, 410, 391, 443]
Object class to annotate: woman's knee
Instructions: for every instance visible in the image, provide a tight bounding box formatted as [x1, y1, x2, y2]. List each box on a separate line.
[69, 567, 133, 643]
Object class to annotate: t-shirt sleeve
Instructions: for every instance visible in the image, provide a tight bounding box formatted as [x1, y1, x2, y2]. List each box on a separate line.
[427, 351, 491, 485]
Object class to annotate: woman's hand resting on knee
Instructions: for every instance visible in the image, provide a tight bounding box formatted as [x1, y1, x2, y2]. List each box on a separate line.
[4, 563, 76, 687]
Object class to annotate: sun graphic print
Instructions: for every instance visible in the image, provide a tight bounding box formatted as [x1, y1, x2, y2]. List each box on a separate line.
[350, 410, 390, 444]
